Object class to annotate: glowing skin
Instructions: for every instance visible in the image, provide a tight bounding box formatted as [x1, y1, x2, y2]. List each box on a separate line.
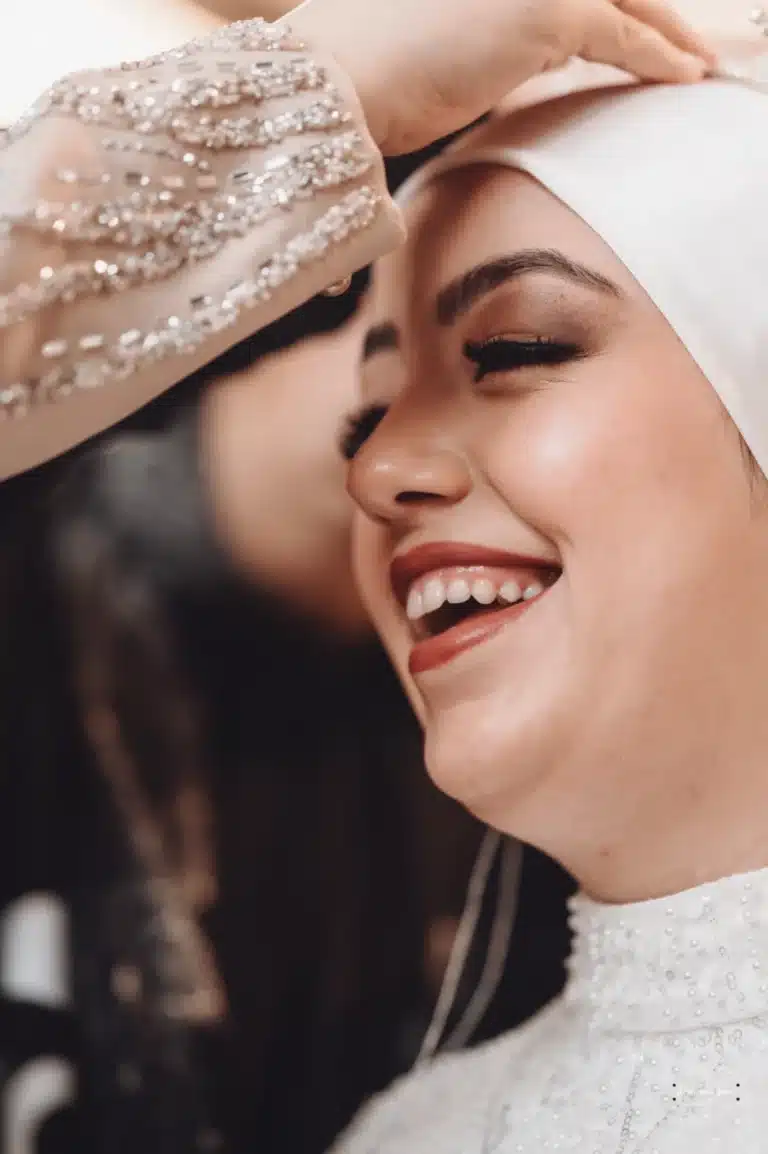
[349, 160, 768, 903]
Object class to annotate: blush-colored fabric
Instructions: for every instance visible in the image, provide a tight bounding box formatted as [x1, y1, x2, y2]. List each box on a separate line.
[0, 18, 402, 479]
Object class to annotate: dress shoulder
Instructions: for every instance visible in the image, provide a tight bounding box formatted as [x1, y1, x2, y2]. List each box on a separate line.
[0, 18, 403, 478]
[331, 1004, 561, 1154]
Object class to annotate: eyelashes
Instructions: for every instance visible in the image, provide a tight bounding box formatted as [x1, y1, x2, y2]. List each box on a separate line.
[340, 402, 389, 461]
[340, 339, 583, 460]
[463, 336, 582, 382]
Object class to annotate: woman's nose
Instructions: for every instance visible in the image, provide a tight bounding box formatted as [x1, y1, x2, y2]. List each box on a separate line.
[348, 430, 472, 523]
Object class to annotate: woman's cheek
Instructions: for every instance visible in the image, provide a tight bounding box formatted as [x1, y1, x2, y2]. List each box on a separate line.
[479, 391, 613, 529]
[478, 366, 658, 535]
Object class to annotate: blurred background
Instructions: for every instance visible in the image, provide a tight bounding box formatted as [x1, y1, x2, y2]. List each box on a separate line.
[2, 0, 744, 1149]
[2, 0, 745, 1151]
[10, 0, 724, 1150]
[1, 1, 742, 1151]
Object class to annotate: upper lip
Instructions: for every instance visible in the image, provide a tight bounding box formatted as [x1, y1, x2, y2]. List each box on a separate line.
[389, 542, 558, 609]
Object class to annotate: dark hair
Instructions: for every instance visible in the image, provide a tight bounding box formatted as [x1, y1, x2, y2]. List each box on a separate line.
[0, 139, 571, 1154]
[0, 271, 440, 1154]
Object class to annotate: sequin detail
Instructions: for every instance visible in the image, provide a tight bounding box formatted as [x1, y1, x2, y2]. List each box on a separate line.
[1, 187, 380, 417]
[0, 17, 307, 147]
[0, 17, 384, 418]
[332, 868, 768, 1154]
[8, 63, 349, 150]
[0, 133, 372, 327]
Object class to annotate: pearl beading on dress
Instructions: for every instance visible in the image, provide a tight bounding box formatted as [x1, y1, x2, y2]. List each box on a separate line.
[333, 869, 768, 1154]
[0, 18, 384, 419]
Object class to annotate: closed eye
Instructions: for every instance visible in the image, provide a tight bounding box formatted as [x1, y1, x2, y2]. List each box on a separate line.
[464, 336, 583, 382]
[339, 403, 389, 461]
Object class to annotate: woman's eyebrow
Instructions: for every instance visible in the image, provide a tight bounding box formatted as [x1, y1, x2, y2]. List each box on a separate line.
[361, 322, 400, 362]
[435, 249, 622, 327]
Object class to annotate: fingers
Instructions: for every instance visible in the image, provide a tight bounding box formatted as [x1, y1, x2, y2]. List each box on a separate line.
[614, 0, 718, 67]
[580, 2, 712, 83]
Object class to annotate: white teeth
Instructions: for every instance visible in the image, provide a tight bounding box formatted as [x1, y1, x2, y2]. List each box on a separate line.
[499, 580, 523, 604]
[406, 573, 550, 624]
[446, 578, 472, 604]
[422, 578, 447, 614]
[406, 587, 425, 621]
[471, 578, 497, 605]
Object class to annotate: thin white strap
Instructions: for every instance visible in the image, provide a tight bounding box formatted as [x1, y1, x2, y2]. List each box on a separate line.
[442, 837, 523, 1053]
[415, 829, 523, 1066]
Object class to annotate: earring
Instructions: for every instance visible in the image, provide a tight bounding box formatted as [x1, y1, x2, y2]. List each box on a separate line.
[323, 275, 353, 297]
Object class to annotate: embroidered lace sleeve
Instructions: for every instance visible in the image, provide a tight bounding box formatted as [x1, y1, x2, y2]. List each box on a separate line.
[0, 17, 402, 478]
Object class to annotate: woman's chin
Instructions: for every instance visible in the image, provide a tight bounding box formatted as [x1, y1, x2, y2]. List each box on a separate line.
[421, 697, 559, 824]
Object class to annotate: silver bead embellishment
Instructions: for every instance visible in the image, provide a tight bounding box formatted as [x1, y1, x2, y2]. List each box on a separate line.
[2, 187, 380, 416]
[0, 17, 386, 419]
[0, 132, 371, 327]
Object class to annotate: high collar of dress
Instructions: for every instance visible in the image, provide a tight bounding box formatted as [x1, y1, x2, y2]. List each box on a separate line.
[564, 867, 768, 1034]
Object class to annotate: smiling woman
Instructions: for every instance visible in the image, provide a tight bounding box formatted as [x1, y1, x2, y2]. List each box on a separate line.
[351, 156, 675, 828]
[333, 21, 768, 1154]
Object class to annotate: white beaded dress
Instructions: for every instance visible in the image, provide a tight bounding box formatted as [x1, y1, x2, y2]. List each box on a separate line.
[335, 867, 768, 1153]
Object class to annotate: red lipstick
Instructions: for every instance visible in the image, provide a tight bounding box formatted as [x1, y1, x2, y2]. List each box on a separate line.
[389, 543, 558, 676]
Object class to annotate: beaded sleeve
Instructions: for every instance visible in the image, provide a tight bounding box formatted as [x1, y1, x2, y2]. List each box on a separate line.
[0, 17, 403, 479]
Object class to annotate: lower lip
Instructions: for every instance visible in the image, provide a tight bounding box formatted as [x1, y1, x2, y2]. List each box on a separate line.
[408, 598, 537, 676]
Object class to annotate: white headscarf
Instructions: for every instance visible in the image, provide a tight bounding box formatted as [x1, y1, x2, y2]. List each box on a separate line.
[396, 33, 768, 474]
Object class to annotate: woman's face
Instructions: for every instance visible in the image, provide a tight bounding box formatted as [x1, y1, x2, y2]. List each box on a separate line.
[201, 315, 370, 636]
[348, 163, 768, 880]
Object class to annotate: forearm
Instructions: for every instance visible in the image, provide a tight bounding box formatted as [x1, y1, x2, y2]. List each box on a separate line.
[0, 17, 403, 479]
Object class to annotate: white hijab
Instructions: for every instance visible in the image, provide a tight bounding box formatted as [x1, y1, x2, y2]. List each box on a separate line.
[396, 33, 768, 474]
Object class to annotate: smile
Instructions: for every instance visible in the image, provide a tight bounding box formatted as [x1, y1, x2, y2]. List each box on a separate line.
[390, 543, 561, 676]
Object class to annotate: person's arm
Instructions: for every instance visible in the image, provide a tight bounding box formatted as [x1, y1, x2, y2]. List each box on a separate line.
[0, 1, 713, 480]
[0, 17, 402, 479]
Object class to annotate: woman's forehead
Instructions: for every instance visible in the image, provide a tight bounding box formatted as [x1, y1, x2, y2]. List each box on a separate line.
[371, 165, 633, 328]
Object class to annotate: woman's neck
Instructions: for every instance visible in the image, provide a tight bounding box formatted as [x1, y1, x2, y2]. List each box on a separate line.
[508, 717, 768, 907]
[570, 774, 768, 906]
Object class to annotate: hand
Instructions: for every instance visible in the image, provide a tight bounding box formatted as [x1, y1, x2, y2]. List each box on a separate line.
[288, 0, 716, 154]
